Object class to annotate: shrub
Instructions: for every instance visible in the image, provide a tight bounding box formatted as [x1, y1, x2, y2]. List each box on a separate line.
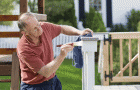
[110, 24, 128, 32]
[137, 21, 140, 32]
[126, 9, 140, 31]
[83, 7, 106, 32]
[45, 0, 77, 28]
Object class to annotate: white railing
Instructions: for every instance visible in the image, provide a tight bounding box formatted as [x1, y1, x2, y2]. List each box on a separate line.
[81, 37, 98, 90]
[0, 33, 78, 59]
[52, 34, 78, 59]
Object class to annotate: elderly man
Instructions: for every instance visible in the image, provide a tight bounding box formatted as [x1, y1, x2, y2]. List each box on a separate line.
[17, 12, 93, 90]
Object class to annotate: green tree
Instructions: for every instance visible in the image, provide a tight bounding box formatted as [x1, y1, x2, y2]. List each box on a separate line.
[83, 7, 106, 32]
[28, 0, 38, 13]
[126, 9, 140, 31]
[0, 0, 15, 26]
[15, 0, 77, 28]
[45, 0, 77, 28]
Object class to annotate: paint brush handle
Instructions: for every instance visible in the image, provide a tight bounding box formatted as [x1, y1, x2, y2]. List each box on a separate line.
[56, 41, 82, 47]
[56, 43, 73, 47]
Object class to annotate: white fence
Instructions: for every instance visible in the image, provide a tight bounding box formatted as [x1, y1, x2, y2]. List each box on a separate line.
[0, 33, 78, 59]
[52, 34, 78, 59]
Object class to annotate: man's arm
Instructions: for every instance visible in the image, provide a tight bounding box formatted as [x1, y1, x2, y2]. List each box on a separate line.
[37, 43, 74, 78]
[61, 25, 93, 36]
[38, 53, 65, 78]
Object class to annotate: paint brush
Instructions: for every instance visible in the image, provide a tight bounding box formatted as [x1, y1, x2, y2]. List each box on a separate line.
[56, 41, 83, 47]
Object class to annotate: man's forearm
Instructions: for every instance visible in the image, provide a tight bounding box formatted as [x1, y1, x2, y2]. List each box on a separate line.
[61, 25, 82, 35]
[41, 54, 65, 78]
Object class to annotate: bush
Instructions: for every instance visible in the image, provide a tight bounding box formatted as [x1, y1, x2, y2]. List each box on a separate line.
[83, 7, 106, 32]
[45, 0, 77, 28]
[0, 0, 15, 26]
[137, 21, 140, 32]
[110, 24, 128, 32]
[126, 9, 140, 31]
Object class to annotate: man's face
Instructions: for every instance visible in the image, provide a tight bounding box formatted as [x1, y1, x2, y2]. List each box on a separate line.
[24, 16, 43, 38]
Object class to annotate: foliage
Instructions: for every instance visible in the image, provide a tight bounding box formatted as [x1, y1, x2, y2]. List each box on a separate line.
[126, 9, 140, 31]
[137, 21, 140, 32]
[83, 7, 106, 32]
[45, 0, 77, 28]
[15, 0, 77, 28]
[0, 0, 15, 26]
[110, 23, 128, 32]
[110, 39, 138, 85]
[28, 0, 38, 13]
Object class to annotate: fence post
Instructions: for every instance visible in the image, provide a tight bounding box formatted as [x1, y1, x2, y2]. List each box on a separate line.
[81, 37, 98, 90]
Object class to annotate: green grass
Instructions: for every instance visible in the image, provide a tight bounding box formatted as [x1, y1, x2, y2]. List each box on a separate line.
[0, 59, 101, 90]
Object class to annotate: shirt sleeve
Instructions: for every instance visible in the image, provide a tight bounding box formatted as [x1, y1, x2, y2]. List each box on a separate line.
[18, 51, 45, 73]
[41, 22, 61, 39]
[50, 23, 61, 39]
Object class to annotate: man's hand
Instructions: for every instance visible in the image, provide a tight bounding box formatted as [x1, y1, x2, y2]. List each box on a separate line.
[80, 28, 93, 36]
[60, 43, 74, 57]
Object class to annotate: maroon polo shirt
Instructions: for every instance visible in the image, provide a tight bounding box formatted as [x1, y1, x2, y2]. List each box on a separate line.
[17, 22, 61, 85]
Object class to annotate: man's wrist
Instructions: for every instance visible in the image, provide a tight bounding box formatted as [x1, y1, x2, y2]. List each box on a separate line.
[78, 30, 82, 35]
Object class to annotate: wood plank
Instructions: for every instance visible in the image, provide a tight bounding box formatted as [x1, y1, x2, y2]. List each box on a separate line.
[138, 39, 140, 76]
[33, 13, 47, 21]
[0, 55, 12, 62]
[0, 65, 12, 76]
[111, 76, 140, 82]
[103, 41, 109, 86]
[0, 14, 47, 22]
[120, 39, 123, 77]
[38, 0, 45, 14]
[110, 39, 113, 75]
[116, 54, 138, 77]
[129, 39, 132, 77]
[0, 79, 11, 82]
[0, 48, 16, 54]
[20, 0, 28, 14]
[0, 62, 12, 65]
[110, 32, 140, 39]
[11, 52, 20, 90]
[0, 32, 20, 37]
[0, 15, 18, 21]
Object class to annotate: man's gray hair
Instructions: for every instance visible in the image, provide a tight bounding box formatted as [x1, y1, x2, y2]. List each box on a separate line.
[18, 12, 36, 31]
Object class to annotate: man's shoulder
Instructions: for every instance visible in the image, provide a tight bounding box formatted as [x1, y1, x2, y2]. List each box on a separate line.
[17, 36, 32, 54]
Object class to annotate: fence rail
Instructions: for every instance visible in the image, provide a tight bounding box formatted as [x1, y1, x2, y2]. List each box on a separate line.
[0, 33, 78, 59]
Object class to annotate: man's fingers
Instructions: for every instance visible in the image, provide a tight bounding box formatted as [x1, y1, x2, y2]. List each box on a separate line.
[85, 28, 93, 36]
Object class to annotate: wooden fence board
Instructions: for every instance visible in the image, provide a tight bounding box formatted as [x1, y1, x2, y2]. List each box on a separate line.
[111, 76, 140, 82]
[110, 32, 140, 39]
[0, 32, 20, 37]
[0, 48, 16, 54]
[0, 15, 18, 21]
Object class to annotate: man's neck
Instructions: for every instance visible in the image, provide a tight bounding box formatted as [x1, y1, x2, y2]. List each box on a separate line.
[26, 35, 40, 45]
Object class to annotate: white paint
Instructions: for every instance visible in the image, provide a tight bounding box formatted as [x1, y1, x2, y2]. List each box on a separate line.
[81, 37, 98, 90]
[74, 0, 89, 29]
[74, 0, 79, 26]
[85, 0, 89, 13]
[112, 0, 140, 25]
[101, 0, 107, 27]
[77, 21, 85, 30]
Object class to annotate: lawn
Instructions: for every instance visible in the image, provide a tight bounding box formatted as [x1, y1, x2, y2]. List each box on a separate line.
[0, 59, 101, 90]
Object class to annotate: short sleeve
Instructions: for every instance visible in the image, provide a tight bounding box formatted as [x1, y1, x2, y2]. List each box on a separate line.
[40, 22, 61, 39]
[18, 52, 45, 73]
[50, 23, 61, 39]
